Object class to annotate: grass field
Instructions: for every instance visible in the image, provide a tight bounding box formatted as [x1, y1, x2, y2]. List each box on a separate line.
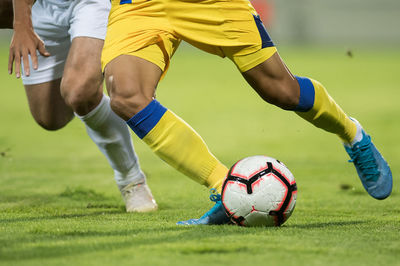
[0, 42, 399, 266]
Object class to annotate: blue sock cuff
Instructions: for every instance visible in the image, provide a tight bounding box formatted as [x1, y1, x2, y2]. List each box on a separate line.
[294, 76, 315, 112]
[126, 99, 167, 139]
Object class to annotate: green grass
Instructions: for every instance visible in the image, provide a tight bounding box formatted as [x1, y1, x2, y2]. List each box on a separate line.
[0, 43, 399, 265]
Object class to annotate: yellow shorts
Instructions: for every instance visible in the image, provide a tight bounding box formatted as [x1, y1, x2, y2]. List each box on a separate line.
[101, 0, 277, 73]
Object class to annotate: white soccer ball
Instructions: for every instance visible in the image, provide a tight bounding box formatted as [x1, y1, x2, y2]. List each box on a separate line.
[222, 155, 297, 227]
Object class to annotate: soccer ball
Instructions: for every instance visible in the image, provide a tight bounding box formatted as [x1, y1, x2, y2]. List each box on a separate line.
[221, 155, 297, 227]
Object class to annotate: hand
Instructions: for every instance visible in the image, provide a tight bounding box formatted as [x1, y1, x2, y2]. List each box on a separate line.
[8, 24, 50, 78]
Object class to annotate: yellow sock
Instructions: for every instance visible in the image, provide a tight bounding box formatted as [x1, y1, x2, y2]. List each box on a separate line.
[127, 100, 228, 192]
[295, 76, 357, 144]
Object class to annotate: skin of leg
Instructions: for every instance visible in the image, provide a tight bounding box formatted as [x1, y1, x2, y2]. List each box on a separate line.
[24, 79, 74, 130]
[243, 51, 357, 145]
[105, 55, 163, 120]
[105, 54, 228, 191]
[23, 37, 105, 130]
[242, 52, 301, 110]
[60, 37, 104, 116]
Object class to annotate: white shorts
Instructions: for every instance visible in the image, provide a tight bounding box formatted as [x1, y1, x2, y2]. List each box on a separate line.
[21, 0, 111, 85]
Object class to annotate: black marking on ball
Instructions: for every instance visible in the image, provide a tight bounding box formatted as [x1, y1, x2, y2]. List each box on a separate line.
[222, 161, 297, 227]
[231, 215, 245, 226]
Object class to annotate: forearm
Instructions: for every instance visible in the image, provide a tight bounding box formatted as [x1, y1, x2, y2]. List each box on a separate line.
[0, 0, 13, 29]
[12, 0, 35, 29]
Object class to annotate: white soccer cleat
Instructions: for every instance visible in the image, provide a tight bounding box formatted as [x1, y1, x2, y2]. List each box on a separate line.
[120, 182, 158, 213]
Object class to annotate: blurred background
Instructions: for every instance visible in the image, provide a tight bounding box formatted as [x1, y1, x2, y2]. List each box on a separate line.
[254, 0, 400, 46]
[1, 1, 399, 188]
[0, 3, 399, 263]
[1, 0, 400, 46]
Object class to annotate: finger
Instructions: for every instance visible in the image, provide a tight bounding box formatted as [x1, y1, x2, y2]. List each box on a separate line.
[38, 42, 50, 57]
[8, 50, 14, 74]
[22, 51, 31, 77]
[14, 53, 21, 78]
[30, 49, 39, 70]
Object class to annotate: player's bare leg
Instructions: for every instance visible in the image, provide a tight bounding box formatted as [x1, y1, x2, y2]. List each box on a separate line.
[105, 54, 229, 224]
[242, 53, 300, 110]
[242, 52, 392, 199]
[60, 37, 103, 116]
[105, 55, 161, 120]
[24, 79, 74, 130]
[8, 0, 157, 212]
[60, 37, 157, 212]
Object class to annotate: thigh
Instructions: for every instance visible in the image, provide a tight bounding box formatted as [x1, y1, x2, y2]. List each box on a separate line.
[25, 79, 74, 130]
[59, 0, 111, 114]
[62, 37, 104, 97]
[63, 0, 109, 90]
[20, 1, 74, 128]
[102, 0, 179, 73]
[242, 52, 293, 83]
[61, 37, 104, 115]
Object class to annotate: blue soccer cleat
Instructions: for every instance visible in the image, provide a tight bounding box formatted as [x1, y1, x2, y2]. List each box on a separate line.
[344, 123, 393, 200]
[176, 189, 230, 225]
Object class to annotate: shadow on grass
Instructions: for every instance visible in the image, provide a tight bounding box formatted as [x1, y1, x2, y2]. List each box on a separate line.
[0, 188, 125, 224]
[0, 209, 122, 224]
[0, 186, 175, 220]
[0, 216, 371, 261]
[338, 183, 398, 198]
[59, 186, 112, 201]
[0, 225, 247, 261]
[290, 220, 367, 229]
[0, 188, 372, 261]
[0, 186, 117, 204]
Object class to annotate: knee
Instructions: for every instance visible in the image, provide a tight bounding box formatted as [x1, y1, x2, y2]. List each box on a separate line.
[60, 76, 102, 114]
[109, 90, 152, 121]
[106, 74, 155, 120]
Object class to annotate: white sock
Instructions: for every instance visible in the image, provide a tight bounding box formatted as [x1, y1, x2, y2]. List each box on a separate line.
[76, 94, 145, 189]
[344, 117, 364, 147]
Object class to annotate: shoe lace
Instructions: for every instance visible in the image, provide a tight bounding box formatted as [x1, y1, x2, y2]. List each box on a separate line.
[121, 181, 144, 196]
[348, 135, 379, 181]
[197, 189, 222, 219]
[209, 188, 221, 202]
